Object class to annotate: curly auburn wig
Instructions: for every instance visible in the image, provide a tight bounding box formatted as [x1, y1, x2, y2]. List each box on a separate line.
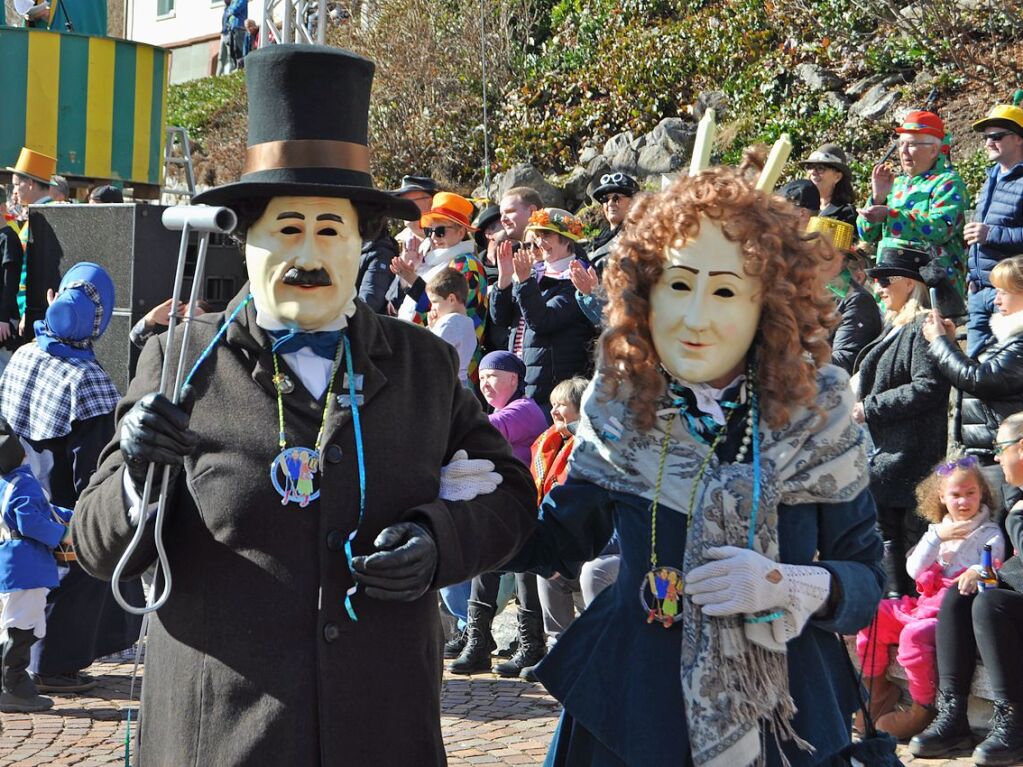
[914, 459, 995, 524]
[598, 150, 838, 432]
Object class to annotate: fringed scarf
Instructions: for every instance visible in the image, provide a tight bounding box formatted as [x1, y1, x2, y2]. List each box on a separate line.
[570, 364, 868, 767]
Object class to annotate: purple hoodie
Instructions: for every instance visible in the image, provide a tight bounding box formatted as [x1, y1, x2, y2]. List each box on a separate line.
[488, 397, 548, 465]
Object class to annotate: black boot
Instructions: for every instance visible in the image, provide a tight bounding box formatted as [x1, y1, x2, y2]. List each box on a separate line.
[443, 626, 467, 660]
[449, 602, 495, 675]
[495, 608, 546, 678]
[909, 689, 974, 757]
[0, 627, 53, 713]
[881, 539, 902, 599]
[972, 700, 1023, 766]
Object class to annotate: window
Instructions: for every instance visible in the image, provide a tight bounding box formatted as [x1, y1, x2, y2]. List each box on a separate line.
[157, 0, 174, 17]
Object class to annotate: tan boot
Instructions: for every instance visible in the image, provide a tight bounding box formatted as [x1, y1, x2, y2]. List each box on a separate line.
[853, 675, 900, 734]
[876, 701, 936, 741]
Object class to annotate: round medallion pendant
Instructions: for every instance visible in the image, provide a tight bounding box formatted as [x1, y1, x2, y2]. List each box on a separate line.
[270, 446, 321, 508]
[639, 566, 685, 628]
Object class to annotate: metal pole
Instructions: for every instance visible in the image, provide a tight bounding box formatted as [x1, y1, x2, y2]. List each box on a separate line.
[317, 0, 326, 44]
[479, 0, 491, 200]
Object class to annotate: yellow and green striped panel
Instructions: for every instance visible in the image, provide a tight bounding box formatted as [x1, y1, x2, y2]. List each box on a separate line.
[0, 28, 168, 187]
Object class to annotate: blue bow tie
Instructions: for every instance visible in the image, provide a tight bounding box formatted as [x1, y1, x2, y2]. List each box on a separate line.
[269, 329, 342, 360]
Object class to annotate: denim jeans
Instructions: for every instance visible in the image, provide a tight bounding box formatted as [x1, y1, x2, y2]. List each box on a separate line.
[967, 285, 997, 358]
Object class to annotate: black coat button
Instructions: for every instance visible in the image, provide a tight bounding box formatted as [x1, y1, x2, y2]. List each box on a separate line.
[326, 530, 344, 551]
[324, 444, 343, 464]
[323, 623, 340, 643]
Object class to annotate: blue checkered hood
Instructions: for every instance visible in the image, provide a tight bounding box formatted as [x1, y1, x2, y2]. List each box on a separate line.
[0, 342, 121, 441]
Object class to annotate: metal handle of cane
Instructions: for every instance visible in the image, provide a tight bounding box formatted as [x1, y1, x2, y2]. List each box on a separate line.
[111, 205, 237, 615]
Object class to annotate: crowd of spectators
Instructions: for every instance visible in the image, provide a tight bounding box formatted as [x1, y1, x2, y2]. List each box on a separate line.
[2, 97, 1023, 764]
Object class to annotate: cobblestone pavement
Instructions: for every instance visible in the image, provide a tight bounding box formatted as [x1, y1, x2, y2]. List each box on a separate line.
[0, 659, 995, 766]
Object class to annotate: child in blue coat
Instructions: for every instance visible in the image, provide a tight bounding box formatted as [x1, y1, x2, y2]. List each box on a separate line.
[0, 419, 71, 713]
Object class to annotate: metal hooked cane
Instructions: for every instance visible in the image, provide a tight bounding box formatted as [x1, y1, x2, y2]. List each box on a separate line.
[110, 204, 237, 616]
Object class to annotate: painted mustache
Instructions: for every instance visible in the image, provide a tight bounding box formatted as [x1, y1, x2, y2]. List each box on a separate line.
[282, 267, 331, 287]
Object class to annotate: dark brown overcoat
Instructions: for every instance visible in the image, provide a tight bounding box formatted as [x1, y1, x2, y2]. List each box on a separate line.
[73, 291, 537, 766]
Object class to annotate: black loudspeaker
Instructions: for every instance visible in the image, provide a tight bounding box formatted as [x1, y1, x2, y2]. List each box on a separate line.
[27, 204, 247, 393]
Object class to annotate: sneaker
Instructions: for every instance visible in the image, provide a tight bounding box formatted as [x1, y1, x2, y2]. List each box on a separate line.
[30, 672, 97, 693]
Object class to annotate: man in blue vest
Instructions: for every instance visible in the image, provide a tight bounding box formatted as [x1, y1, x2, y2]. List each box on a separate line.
[965, 99, 1023, 356]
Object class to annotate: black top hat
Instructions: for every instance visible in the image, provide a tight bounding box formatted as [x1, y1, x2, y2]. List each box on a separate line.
[391, 175, 440, 196]
[193, 45, 418, 220]
[591, 172, 640, 203]
[867, 246, 931, 281]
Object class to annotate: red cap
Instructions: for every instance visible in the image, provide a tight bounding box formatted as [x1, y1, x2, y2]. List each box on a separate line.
[895, 110, 945, 140]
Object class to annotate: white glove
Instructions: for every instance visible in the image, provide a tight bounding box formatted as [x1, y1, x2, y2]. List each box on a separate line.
[686, 546, 832, 649]
[438, 450, 502, 502]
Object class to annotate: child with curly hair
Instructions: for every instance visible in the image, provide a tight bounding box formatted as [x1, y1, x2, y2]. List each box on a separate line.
[856, 455, 1004, 740]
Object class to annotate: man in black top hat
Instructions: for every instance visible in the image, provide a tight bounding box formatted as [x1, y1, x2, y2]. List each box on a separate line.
[73, 44, 536, 766]
[588, 171, 639, 273]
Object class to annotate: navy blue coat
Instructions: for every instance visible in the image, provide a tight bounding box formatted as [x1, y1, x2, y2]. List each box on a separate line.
[511, 479, 884, 767]
[0, 465, 67, 591]
[968, 162, 1023, 287]
[490, 271, 598, 413]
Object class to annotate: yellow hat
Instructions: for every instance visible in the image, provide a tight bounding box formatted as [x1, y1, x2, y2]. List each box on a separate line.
[4, 147, 58, 185]
[973, 104, 1023, 138]
[807, 216, 854, 252]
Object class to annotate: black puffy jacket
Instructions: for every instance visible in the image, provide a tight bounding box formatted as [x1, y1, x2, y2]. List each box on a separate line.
[929, 313, 1023, 459]
[490, 269, 598, 414]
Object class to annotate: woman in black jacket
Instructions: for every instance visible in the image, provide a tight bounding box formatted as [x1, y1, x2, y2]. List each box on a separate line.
[489, 208, 598, 416]
[853, 247, 950, 597]
[924, 255, 1023, 511]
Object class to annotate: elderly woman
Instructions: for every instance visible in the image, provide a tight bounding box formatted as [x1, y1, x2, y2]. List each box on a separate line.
[507, 155, 884, 766]
[0, 263, 143, 693]
[800, 143, 857, 227]
[491, 208, 597, 414]
[852, 247, 951, 598]
[857, 111, 969, 302]
[448, 351, 548, 676]
[924, 254, 1023, 512]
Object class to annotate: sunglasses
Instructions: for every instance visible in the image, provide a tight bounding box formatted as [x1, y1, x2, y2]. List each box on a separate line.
[984, 131, 1012, 143]
[806, 163, 835, 172]
[423, 226, 452, 238]
[994, 439, 1021, 457]
[601, 193, 626, 205]
[935, 455, 979, 476]
[873, 276, 901, 288]
[600, 172, 631, 186]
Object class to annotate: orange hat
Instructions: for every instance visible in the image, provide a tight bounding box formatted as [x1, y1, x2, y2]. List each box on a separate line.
[420, 192, 476, 232]
[4, 147, 57, 185]
[895, 111, 945, 140]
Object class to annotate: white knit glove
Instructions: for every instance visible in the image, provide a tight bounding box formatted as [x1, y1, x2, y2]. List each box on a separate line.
[438, 450, 503, 502]
[686, 546, 832, 650]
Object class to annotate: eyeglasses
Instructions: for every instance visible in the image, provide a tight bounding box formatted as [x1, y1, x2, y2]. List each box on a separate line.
[423, 226, 451, 238]
[898, 140, 936, 150]
[935, 455, 980, 476]
[600, 172, 630, 186]
[806, 163, 834, 172]
[993, 439, 1021, 457]
[874, 276, 901, 288]
[984, 131, 1012, 144]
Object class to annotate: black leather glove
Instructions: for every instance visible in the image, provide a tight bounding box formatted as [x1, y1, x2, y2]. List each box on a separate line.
[120, 387, 199, 497]
[351, 522, 438, 601]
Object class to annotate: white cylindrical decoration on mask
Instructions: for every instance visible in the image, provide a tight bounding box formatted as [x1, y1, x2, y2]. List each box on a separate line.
[689, 109, 716, 176]
[755, 134, 792, 192]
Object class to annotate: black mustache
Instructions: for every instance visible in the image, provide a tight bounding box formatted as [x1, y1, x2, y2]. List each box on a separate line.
[282, 268, 332, 287]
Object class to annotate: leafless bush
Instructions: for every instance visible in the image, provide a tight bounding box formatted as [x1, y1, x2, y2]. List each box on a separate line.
[329, 0, 540, 192]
